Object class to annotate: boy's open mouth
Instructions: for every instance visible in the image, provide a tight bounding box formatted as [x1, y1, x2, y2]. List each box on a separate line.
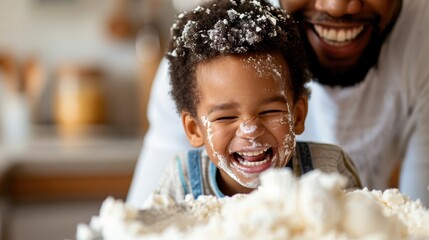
[232, 147, 273, 173]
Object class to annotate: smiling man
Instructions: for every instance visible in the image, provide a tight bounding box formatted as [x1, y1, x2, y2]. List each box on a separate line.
[282, 0, 401, 86]
[127, 0, 429, 207]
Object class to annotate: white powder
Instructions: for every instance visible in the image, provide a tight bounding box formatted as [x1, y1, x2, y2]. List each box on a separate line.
[242, 53, 284, 81]
[239, 121, 257, 134]
[169, 0, 292, 57]
[77, 169, 429, 240]
[200, 115, 259, 188]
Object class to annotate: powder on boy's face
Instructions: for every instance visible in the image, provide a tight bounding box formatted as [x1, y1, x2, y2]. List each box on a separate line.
[201, 115, 260, 188]
[242, 54, 285, 91]
[239, 121, 258, 135]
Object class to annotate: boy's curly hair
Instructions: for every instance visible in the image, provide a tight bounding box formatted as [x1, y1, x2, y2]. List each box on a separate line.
[167, 0, 311, 117]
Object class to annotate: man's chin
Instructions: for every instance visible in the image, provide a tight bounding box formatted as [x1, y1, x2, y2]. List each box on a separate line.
[313, 69, 365, 87]
[324, 62, 357, 75]
[309, 55, 374, 87]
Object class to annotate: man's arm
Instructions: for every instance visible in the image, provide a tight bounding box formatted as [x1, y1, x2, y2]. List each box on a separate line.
[399, 66, 429, 207]
[399, 4, 429, 206]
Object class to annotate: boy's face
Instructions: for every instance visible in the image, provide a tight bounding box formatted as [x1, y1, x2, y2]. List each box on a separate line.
[182, 53, 307, 194]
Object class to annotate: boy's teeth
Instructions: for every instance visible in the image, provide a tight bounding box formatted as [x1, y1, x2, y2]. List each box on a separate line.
[314, 25, 364, 43]
[238, 148, 268, 157]
[239, 157, 271, 167]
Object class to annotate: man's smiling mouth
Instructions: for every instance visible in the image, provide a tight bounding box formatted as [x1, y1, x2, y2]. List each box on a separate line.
[313, 24, 365, 46]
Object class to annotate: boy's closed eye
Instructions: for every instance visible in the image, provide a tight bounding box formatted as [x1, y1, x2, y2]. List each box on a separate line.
[259, 109, 289, 117]
[213, 116, 238, 122]
[260, 109, 285, 115]
[211, 110, 288, 122]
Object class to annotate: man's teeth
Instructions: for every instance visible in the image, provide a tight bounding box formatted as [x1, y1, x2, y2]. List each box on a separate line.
[238, 148, 268, 157]
[239, 157, 271, 167]
[314, 25, 364, 43]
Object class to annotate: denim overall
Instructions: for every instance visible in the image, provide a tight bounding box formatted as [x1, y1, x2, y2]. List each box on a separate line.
[180, 142, 314, 199]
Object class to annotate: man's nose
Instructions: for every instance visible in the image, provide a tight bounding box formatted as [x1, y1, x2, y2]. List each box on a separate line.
[315, 0, 363, 17]
[236, 120, 265, 139]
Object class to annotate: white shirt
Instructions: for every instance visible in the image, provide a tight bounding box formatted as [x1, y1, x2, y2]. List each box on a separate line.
[127, 0, 429, 207]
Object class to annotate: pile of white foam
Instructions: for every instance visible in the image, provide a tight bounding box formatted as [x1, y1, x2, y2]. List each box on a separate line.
[76, 169, 429, 240]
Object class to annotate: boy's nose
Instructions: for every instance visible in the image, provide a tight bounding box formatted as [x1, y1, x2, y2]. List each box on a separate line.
[314, 0, 363, 17]
[236, 120, 265, 139]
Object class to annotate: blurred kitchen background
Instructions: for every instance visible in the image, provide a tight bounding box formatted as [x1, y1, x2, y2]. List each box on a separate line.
[0, 0, 200, 239]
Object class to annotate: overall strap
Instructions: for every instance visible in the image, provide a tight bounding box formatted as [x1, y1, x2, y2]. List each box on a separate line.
[186, 149, 204, 198]
[296, 142, 314, 174]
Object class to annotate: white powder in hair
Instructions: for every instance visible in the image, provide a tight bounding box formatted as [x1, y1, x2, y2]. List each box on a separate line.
[194, 6, 204, 13]
[168, 0, 292, 57]
[227, 9, 239, 20]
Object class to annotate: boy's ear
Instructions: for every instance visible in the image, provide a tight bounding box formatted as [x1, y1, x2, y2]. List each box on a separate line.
[293, 94, 308, 135]
[182, 111, 205, 147]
